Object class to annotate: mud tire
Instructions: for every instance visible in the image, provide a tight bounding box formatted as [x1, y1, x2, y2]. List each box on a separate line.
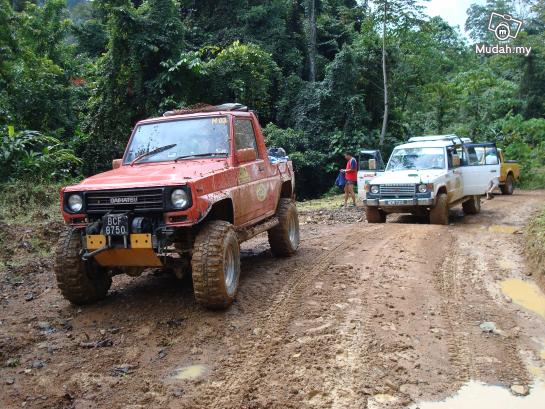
[268, 199, 300, 257]
[462, 195, 481, 215]
[430, 193, 449, 225]
[500, 174, 515, 195]
[365, 206, 386, 223]
[192, 221, 241, 309]
[54, 229, 112, 305]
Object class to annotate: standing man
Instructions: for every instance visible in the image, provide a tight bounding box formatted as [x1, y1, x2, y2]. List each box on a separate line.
[341, 152, 358, 207]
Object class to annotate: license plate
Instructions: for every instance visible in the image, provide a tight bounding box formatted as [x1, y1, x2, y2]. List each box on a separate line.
[103, 214, 129, 236]
[386, 200, 407, 206]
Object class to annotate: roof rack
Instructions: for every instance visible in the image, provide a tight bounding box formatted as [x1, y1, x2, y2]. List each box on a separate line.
[408, 134, 471, 145]
[163, 103, 248, 117]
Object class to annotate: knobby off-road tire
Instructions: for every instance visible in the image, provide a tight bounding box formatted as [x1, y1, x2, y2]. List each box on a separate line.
[462, 195, 481, 215]
[268, 199, 300, 257]
[500, 174, 515, 195]
[365, 206, 386, 223]
[429, 193, 449, 225]
[54, 229, 112, 305]
[191, 221, 241, 309]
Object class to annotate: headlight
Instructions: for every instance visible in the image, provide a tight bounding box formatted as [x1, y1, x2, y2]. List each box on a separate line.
[67, 194, 83, 213]
[171, 189, 189, 209]
[370, 185, 380, 194]
[418, 184, 428, 193]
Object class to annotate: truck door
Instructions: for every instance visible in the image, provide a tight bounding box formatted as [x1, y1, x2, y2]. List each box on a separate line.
[232, 118, 275, 225]
[459, 143, 501, 196]
[357, 150, 385, 200]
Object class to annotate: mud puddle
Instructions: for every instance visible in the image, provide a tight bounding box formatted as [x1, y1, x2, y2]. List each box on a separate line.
[173, 364, 207, 380]
[488, 225, 520, 234]
[411, 381, 545, 409]
[501, 278, 545, 319]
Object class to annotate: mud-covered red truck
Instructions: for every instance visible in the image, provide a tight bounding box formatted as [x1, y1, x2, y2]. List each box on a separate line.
[56, 104, 300, 309]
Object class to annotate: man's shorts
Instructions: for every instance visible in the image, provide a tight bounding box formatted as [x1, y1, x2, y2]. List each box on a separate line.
[488, 177, 500, 190]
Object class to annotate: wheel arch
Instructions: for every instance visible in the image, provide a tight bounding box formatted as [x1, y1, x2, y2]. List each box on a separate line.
[203, 198, 234, 224]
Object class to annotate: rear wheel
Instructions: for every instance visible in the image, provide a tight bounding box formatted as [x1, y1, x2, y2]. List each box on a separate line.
[365, 206, 386, 223]
[54, 229, 112, 305]
[429, 193, 449, 225]
[191, 221, 241, 309]
[462, 195, 481, 215]
[500, 174, 515, 195]
[268, 199, 300, 257]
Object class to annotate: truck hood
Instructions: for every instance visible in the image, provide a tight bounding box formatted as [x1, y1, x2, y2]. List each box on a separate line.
[370, 169, 446, 185]
[66, 159, 229, 191]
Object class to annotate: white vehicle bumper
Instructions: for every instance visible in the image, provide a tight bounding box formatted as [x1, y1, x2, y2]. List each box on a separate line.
[364, 198, 434, 207]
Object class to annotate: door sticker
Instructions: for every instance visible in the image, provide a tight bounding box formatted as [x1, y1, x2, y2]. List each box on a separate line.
[238, 167, 250, 184]
[256, 183, 268, 202]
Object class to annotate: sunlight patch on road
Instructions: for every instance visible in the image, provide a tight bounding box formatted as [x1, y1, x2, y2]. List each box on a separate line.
[501, 279, 545, 319]
[410, 381, 545, 409]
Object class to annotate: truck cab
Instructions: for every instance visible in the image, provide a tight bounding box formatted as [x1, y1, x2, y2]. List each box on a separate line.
[364, 135, 500, 224]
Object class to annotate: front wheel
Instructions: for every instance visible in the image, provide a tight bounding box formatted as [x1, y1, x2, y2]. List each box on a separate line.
[500, 174, 515, 195]
[192, 221, 241, 309]
[54, 229, 112, 305]
[429, 193, 449, 225]
[365, 206, 386, 223]
[268, 199, 300, 257]
[462, 195, 481, 215]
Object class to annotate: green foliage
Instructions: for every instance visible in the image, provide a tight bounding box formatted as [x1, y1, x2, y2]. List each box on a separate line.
[1, 0, 544, 195]
[0, 129, 81, 182]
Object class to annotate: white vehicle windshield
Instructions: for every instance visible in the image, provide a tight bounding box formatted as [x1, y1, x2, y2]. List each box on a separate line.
[124, 117, 230, 164]
[386, 147, 446, 171]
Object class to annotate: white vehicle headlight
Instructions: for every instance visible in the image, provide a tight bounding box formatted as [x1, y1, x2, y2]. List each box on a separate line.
[370, 185, 380, 194]
[67, 194, 83, 213]
[418, 184, 428, 193]
[171, 189, 189, 209]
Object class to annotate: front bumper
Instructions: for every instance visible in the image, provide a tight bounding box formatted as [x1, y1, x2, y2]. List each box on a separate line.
[364, 198, 434, 206]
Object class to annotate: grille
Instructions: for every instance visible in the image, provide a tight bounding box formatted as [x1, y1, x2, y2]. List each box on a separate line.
[85, 188, 165, 213]
[379, 184, 416, 198]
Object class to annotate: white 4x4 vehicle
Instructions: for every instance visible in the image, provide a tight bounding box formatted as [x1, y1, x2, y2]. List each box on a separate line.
[364, 135, 500, 225]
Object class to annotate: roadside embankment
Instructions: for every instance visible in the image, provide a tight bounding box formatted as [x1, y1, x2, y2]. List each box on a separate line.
[524, 206, 545, 287]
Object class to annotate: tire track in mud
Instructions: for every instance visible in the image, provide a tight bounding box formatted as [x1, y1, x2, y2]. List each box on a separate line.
[200, 226, 383, 408]
[434, 236, 473, 387]
[324, 231, 404, 409]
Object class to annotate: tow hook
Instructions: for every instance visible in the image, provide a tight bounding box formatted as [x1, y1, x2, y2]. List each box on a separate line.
[82, 245, 109, 261]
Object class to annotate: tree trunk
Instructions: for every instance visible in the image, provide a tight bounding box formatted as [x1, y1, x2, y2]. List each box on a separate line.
[380, 1, 388, 147]
[307, 0, 317, 82]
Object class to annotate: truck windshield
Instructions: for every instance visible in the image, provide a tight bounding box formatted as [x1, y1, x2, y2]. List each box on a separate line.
[123, 117, 230, 164]
[386, 147, 445, 171]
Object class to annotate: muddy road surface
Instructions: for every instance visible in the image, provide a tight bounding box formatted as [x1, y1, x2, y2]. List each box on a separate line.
[2, 191, 545, 408]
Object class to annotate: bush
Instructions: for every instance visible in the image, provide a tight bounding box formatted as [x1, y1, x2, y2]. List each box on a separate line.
[0, 129, 81, 182]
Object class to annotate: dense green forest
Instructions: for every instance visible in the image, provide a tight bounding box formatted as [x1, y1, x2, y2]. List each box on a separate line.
[1, 0, 544, 198]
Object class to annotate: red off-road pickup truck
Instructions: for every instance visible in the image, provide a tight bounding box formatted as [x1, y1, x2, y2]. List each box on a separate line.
[56, 104, 299, 309]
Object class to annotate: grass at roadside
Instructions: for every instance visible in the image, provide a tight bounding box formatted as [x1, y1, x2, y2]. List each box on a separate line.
[525, 206, 545, 280]
[297, 194, 347, 211]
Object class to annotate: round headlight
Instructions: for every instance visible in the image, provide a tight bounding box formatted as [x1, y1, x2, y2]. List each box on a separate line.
[67, 194, 83, 213]
[418, 184, 428, 193]
[370, 185, 380, 194]
[171, 189, 189, 209]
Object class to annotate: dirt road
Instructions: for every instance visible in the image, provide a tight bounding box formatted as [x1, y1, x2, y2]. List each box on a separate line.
[2, 191, 545, 408]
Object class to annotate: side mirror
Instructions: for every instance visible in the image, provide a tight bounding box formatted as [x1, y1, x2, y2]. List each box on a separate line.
[236, 148, 257, 164]
[452, 154, 461, 167]
[112, 159, 123, 169]
[368, 159, 377, 170]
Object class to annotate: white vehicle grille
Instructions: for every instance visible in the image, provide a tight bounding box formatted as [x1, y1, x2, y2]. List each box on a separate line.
[379, 184, 416, 197]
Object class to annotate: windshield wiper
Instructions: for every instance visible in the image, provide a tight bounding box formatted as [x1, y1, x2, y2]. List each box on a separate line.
[174, 152, 227, 162]
[130, 144, 177, 166]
